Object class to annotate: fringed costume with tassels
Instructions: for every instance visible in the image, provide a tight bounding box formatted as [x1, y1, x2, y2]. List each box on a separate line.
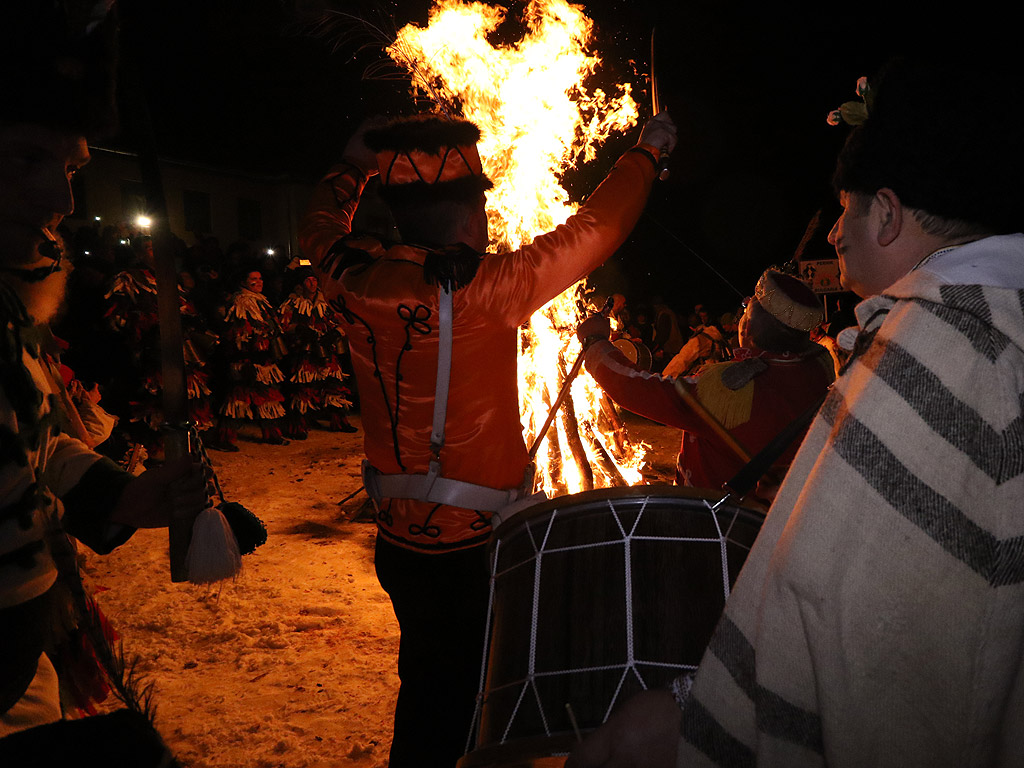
[277, 287, 353, 436]
[215, 287, 287, 443]
[103, 267, 215, 454]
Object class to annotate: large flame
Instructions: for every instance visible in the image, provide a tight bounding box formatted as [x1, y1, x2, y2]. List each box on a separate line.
[390, 0, 647, 493]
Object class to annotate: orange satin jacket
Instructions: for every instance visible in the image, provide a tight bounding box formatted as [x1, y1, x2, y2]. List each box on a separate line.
[299, 147, 658, 551]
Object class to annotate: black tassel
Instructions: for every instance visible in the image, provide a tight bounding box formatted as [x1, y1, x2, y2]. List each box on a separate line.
[422, 243, 482, 292]
[218, 501, 268, 556]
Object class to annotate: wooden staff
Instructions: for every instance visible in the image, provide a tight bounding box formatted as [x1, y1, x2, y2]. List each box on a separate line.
[120, 11, 194, 581]
[672, 378, 752, 464]
[528, 347, 589, 461]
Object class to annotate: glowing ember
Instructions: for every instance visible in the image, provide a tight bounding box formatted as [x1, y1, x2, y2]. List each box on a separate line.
[390, 0, 648, 493]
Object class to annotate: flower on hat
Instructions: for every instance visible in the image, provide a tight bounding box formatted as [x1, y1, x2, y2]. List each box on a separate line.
[826, 76, 872, 126]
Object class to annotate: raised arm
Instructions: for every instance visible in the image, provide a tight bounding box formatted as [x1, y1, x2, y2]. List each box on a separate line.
[473, 113, 677, 325]
[298, 119, 382, 274]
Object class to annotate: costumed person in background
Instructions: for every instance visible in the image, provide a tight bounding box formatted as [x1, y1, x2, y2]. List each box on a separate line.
[649, 298, 684, 372]
[103, 234, 216, 464]
[718, 309, 740, 349]
[38, 331, 118, 452]
[277, 264, 356, 439]
[608, 293, 630, 336]
[579, 269, 834, 504]
[810, 320, 843, 375]
[300, 111, 676, 767]
[0, 0, 207, 756]
[568, 54, 1024, 768]
[210, 269, 288, 450]
[662, 304, 733, 378]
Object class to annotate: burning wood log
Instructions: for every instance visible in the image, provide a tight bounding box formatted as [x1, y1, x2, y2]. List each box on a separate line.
[583, 423, 628, 487]
[598, 393, 628, 457]
[560, 388, 594, 492]
[538, 387, 569, 497]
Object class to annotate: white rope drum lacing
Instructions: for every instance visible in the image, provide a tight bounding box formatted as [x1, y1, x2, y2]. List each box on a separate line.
[469, 494, 753, 747]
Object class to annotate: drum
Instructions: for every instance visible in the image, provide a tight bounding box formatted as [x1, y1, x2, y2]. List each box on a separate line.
[459, 486, 763, 768]
[611, 338, 653, 371]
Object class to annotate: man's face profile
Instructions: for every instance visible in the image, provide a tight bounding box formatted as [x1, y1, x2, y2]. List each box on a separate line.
[828, 190, 879, 298]
[0, 122, 89, 266]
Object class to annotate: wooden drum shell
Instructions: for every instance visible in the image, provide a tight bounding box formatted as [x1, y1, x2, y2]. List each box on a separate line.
[460, 486, 763, 767]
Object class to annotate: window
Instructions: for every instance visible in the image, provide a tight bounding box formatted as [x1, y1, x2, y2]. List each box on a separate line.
[238, 198, 262, 241]
[183, 189, 212, 235]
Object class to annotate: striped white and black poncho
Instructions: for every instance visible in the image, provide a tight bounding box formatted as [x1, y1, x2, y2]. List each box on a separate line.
[677, 234, 1024, 767]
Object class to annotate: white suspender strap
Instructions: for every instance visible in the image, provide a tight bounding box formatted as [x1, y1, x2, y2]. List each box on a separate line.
[430, 287, 453, 462]
[361, 285, 537, 513]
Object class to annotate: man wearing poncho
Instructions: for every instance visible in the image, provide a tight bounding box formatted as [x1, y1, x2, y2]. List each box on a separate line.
[568, 55, 1024, 768]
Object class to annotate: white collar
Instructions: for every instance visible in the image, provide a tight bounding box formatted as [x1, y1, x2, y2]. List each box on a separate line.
[909, 233, 1024, 289]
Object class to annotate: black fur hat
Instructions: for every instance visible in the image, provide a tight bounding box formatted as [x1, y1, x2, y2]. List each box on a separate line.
[833, 55, 1023, 235]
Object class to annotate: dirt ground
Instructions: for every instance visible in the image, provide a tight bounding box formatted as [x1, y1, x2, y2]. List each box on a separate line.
[85, 413, 680, 768]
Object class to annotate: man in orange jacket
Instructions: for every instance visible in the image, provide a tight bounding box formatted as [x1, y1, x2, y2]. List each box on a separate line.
[300, 112, 675, 766]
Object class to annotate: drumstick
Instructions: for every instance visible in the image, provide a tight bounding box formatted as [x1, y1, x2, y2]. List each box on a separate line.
[565, 703, 583, 741]
[673, 378, 752, 463]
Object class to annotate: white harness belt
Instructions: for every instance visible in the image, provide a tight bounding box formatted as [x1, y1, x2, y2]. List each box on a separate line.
[362, 287, 531, 513]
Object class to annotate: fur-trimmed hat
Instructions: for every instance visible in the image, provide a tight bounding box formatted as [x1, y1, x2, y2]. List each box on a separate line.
[753, 270, 822, 332]
[1, 1, 119, 139]
[363, 115, 493, 206]
[832, 55, 1024, 235]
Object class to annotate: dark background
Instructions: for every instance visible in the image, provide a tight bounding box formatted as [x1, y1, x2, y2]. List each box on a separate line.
[113, 0, 991, 318]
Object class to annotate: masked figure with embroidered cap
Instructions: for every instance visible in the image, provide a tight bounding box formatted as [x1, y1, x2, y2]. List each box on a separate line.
[300, 110, 676, 766]
[577, 269, 835, 505]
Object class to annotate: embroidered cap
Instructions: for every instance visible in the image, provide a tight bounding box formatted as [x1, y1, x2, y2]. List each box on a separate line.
[753, 270, 822, 333]
[364, 115, 493, 206]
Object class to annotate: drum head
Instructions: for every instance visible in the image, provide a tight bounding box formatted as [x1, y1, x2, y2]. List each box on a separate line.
[611, 339, 652, 371]
[611, 338, 639, 364]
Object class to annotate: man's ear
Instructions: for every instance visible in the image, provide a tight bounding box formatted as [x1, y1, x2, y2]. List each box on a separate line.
[873, 187, 903, 246]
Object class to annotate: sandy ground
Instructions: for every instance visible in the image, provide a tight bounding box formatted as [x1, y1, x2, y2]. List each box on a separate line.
[85, 413, 680, 768]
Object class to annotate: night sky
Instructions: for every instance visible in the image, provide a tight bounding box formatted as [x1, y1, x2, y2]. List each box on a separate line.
[113, 0, 991, 316]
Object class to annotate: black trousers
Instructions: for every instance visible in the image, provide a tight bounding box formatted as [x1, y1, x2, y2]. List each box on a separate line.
[374, 535, 491, 768]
